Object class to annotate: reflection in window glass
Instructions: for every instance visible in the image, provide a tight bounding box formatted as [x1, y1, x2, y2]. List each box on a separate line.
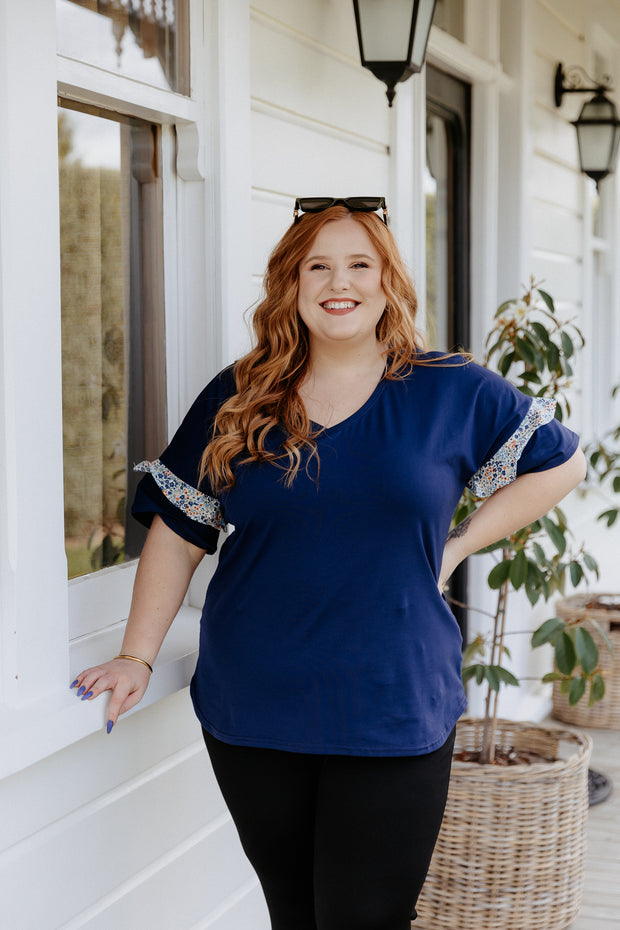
[59, 106, 166, 578]
[56, 0, 190, 94]
[433, 0, 465, 42]
[425, 114, 450, 350]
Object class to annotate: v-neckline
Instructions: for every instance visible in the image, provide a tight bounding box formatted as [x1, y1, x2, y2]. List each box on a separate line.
[308, 375, 387, 433]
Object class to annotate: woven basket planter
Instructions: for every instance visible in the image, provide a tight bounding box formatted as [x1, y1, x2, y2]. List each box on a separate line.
[552, 593, 620, 729]
[415, 718, 592, 930]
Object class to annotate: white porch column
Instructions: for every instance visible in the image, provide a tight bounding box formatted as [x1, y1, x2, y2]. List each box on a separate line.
[0, 0, 69, 705]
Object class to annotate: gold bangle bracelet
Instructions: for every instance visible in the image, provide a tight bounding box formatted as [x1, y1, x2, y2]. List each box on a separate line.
[114, 654, 153, 673]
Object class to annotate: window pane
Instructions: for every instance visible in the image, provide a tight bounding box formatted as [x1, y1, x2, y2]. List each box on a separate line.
[56, 0, 190, 95]
[59, 105, 166, 579]
[425, 113, 450, 350]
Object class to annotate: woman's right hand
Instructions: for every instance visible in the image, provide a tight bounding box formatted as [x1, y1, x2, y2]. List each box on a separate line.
[70, 657, 152, 734]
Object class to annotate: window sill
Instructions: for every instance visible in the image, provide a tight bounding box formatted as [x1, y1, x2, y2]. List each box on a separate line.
[0, 606, 200, 779]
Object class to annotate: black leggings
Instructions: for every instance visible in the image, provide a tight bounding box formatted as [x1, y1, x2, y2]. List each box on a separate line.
[203, 728, 455, 930]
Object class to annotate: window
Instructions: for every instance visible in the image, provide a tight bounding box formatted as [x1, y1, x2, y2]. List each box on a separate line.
[56, 0, 190, 94]
[425, 65, 471, 642]
[58, 103, 167, 578]
[425, 66, 471, 353]
[433, 0, 465, 43]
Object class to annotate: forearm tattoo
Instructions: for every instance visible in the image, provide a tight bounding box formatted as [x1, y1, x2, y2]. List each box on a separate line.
[447, 514, 472, 541]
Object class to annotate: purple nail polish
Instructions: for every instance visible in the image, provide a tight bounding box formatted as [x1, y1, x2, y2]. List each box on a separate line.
[81, 691, 93, 701]
[77, 686, 85, 696]
[107, 720, 114, 734]
[70, 679, 78, 689]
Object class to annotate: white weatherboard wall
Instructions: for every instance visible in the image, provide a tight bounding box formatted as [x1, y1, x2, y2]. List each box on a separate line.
[0, 690, 268, 930]
[249, 1, 393, 294]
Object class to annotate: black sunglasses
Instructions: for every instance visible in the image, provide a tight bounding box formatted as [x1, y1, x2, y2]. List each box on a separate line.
[293, 197, 388, 225]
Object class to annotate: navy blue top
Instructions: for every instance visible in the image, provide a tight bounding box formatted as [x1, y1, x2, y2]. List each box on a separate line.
[132, 355, 579, 756]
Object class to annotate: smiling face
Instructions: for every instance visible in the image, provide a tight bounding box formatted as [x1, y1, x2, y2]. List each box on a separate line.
[297, 217, 387, 353]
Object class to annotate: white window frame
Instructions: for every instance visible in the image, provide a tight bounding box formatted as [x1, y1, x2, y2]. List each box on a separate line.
[0, 0, 253, 778]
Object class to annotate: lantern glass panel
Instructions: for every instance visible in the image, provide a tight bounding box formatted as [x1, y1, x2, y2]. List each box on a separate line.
[356, 0, 415, 62]
[576, 122, 617, 173]
[411, 0, 437, 68]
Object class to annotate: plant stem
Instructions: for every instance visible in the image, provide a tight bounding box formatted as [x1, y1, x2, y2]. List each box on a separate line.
[481, 553, 510, 763]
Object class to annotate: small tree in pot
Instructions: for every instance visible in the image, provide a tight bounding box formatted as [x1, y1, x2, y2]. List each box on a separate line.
[415, 281, 609, 930]
[451, 280, 607, 763]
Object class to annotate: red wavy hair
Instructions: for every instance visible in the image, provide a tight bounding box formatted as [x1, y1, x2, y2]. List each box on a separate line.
[200, 206, 427, 491]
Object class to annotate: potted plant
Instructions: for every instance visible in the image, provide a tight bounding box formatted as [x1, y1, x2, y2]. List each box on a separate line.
[550, 389, 620, 729]
[415, 281, 608, 930]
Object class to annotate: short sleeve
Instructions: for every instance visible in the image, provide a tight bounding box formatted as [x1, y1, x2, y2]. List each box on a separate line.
[131, 367, 237, 552]
[464, 364, 580, 498]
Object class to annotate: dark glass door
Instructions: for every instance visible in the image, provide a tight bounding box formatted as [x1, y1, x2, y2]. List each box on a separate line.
[425, 66, 471, 639]
[425, 65, 470, 352]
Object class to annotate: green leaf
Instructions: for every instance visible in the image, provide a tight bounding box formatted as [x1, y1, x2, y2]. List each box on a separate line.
[485, 666, 500, 692]
[589, 673, 606, 705]
[516, 336, 536, 366]
[569, 676, 586, 705]
[462, 637, 486, 665]
[532, 542, 547, 566]
[560, 678, 571, 694]
[542, 671, 566, 683]
[521, 370, 542, 384]
[509, 549, 527, 589]
[499, 352, 514, 377]
[541, 515, 567, 555]
[548, 342, 560, 371]
[597, 509, 618, 527]
[537, 288, 555, 314]
[583, 552, 599, 574]
[488, 559, 511, 589]
[525, 582, 542, 607]
[555, 631, 576, 675]
[574, 627, 599, 676]
[530, 321, 552, 347]
[569, 560, 584, 587]
[477, 538, 511, 554]
[475, 664, 486, 685]
[561, 331, 574, 359]
[495, 667, 519, 687]
[613, 475, 620, 494]
[494, 300, 514, 317]
[462, 665, 480, 685]
[589, 619, 615, 656]
[532, 616, 565, 647]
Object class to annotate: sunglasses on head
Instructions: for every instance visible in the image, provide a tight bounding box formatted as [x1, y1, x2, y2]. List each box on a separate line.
[293, 197, 388, 225]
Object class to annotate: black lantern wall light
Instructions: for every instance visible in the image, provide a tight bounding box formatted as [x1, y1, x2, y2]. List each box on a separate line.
[353, 0, 438, 107]
[555, 63, 620, 189]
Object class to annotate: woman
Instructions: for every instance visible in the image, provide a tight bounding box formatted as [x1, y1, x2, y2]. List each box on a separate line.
[72, 199, 586, 930]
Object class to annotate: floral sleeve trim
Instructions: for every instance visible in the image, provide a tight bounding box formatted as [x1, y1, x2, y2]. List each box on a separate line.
[467, 397, 556, 498]
[134, 459, 227, 531]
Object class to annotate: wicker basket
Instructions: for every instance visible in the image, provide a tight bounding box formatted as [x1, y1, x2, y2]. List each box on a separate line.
[415, 718, 592, 930]
[552, 593, 620, 729]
